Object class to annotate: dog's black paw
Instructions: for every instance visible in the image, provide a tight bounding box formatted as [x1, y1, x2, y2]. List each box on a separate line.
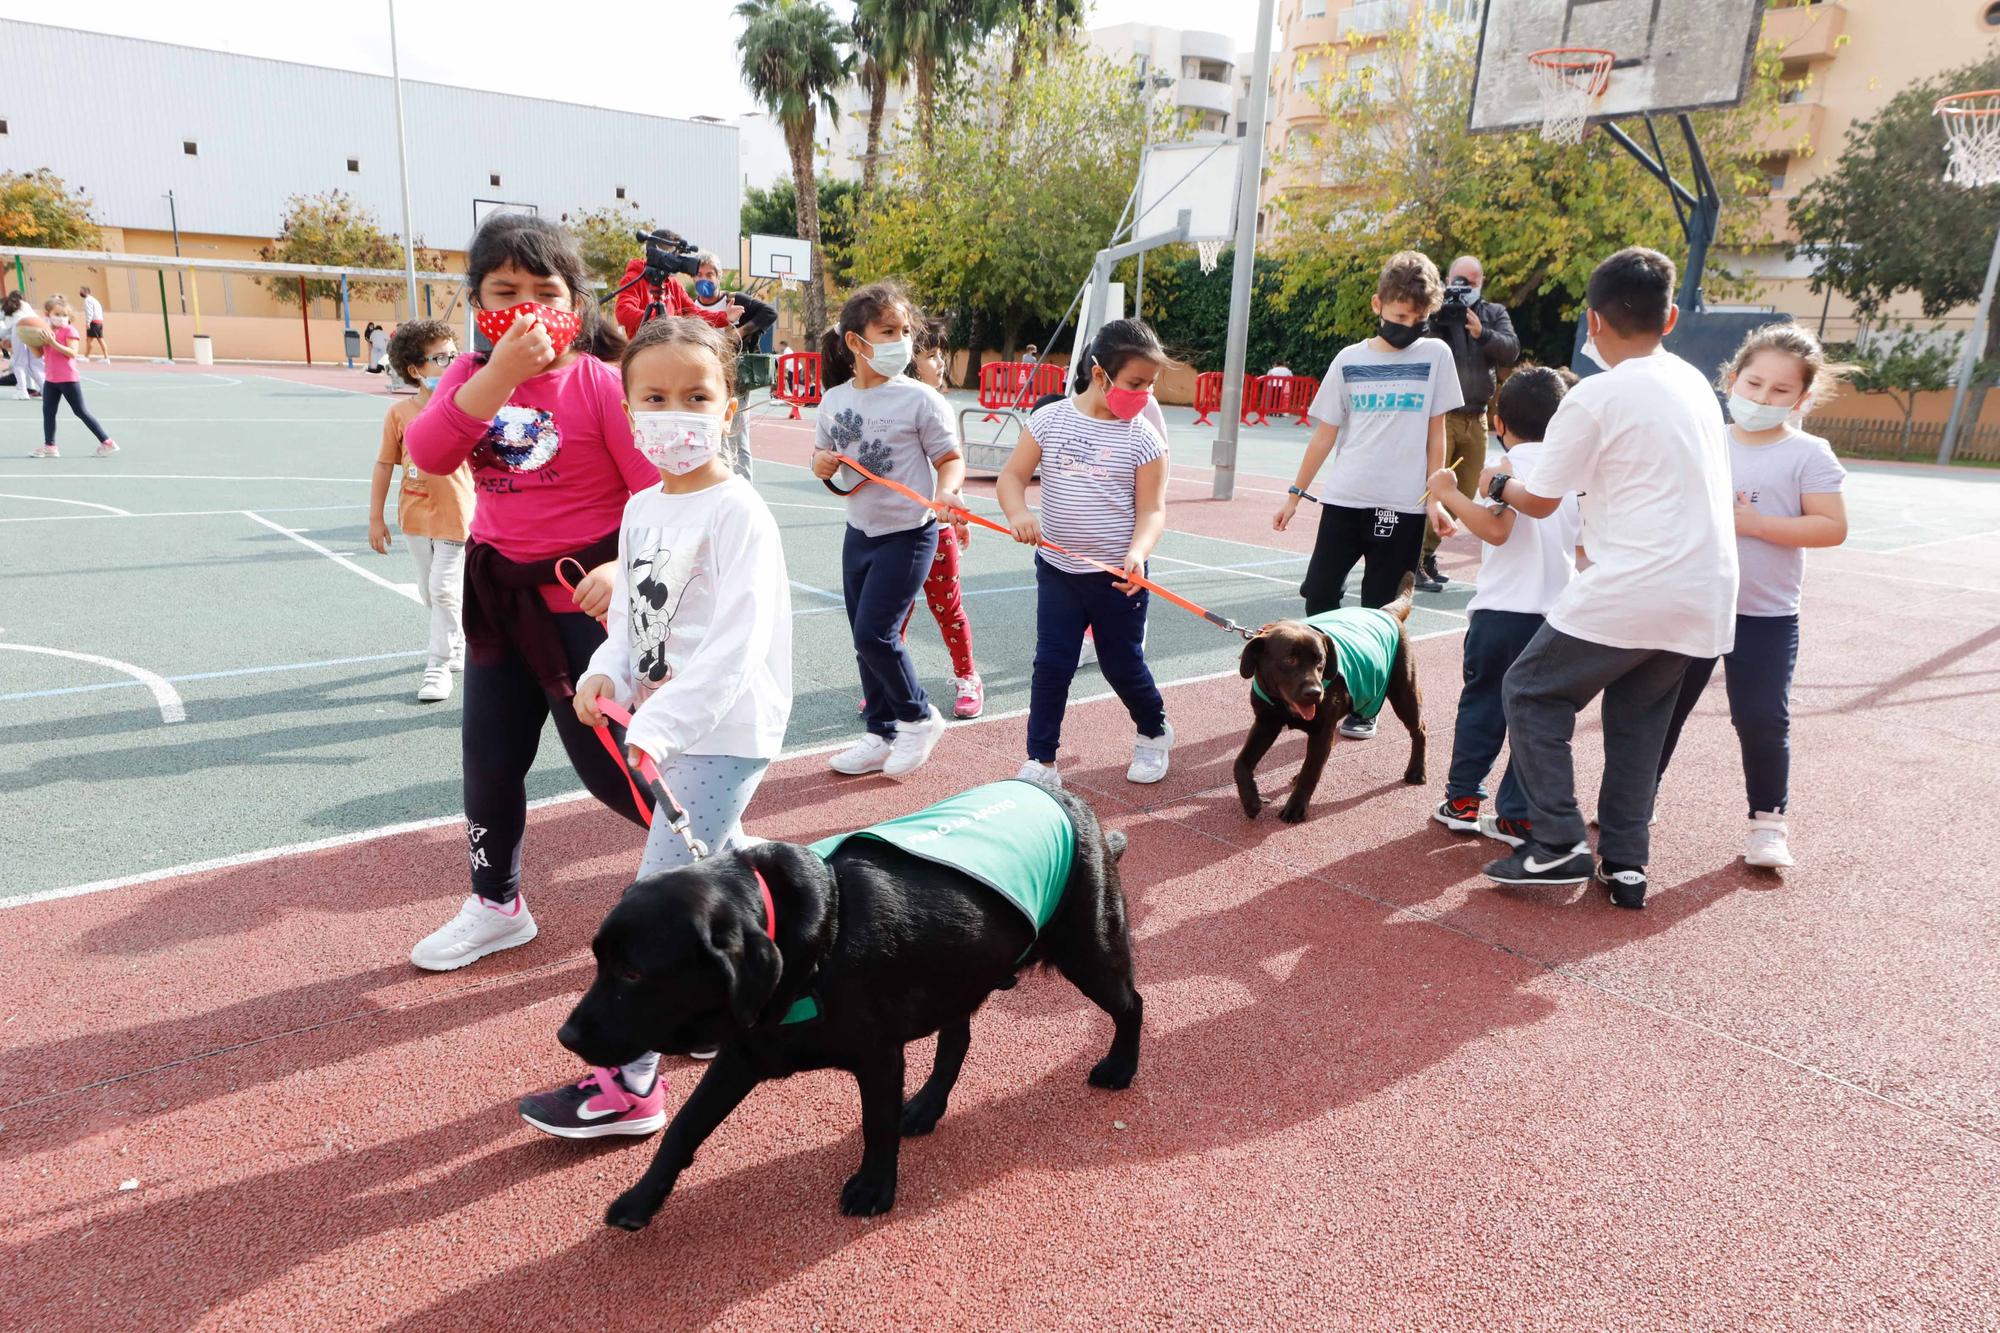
[1088, 1053, 1136, 1090]
[605, 1187, 661, 1232]
[1403, 767, 1426, 786]
[839, 1169, 897, 1217]
[1238, 791, 1262, 819]
[1277, 801, 1308, 824]
[899, 1091, 945, 1137]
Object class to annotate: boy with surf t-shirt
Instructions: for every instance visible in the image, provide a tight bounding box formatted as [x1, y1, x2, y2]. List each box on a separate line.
[1275, 250, 1461, 740]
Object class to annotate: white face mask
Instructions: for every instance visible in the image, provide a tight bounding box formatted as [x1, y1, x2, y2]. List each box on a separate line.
[1727, 392, 1797, 433]
[1461, 285, 1482, 305]
[852, 333, 912, 378]
[633, 410, 727, 475]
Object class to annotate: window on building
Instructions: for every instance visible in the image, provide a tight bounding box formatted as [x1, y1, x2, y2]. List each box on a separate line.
[1303, 0, 1327, 15]
[347, 157, 360, 173]
[615, 186, 626, 200]
[183, 140, 198, 156]
[1986, 1, 2000, 28]
[489, 172, 502, 187]
[0, 119, 8, 136]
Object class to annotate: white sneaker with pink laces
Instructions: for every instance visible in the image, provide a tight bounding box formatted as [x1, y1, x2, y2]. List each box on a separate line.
[94, 440, 119, 458]
[410, 894, 538, 971]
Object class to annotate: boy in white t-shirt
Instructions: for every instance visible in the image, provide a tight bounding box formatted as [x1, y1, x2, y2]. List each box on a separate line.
[1275, 250, 1460, 740]
[1482, 247, 1738, 909]
[1426, 366, 1581, 846]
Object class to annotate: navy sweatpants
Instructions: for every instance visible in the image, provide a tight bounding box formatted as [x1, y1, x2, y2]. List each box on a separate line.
[1444, 608, 1543, 820]
[1656, 612, 1800, 817]
[844, 521, 937, 738]
[1027, 556, 1166, 762]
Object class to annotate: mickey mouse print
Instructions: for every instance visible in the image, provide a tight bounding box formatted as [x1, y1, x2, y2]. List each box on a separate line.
[623, 524, 708, 705]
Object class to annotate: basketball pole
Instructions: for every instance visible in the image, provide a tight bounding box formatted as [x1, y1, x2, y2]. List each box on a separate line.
[1939, 219, 2000, 466]
[388, 0, 421, 318]
[1211, 0, 1276, 502]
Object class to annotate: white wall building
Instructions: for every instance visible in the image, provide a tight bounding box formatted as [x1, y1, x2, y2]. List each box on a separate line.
[717, 111, 795, 195]
[1087, 23, 1240, 135]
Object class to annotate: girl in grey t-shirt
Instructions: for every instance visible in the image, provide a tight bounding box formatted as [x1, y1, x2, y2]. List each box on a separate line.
[1656, 326, 1850, 870]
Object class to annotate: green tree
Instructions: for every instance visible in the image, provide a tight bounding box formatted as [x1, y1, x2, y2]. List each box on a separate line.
[0, 168, 102, 251]
[1273, 15, 1801, 353]
[846, 30, 1143, 360]
[741, 176, 862, 286]
[1839, 326, 1961, 455]
[737, 0, 853, 337]
[1791, 53, 2000, 421]
[258, 191, 427, 305]
[561, 205, 658, 288]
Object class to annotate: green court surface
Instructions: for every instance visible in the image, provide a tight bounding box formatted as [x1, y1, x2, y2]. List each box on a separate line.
[2, 367, 1993, 901]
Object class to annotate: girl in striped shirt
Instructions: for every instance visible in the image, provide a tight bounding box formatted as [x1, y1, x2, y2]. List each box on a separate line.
[998, 318, 1173, 787]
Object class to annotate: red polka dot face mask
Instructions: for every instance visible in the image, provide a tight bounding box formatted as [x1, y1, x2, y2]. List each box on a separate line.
[474, 302, 582, 360]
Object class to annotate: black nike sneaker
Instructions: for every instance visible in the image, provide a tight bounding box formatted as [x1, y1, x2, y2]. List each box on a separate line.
[1484, 839, 1593, 886]
[1597, 861, 1648, 910]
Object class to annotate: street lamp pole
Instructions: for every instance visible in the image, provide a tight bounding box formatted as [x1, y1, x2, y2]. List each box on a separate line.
[388, 0, 421, 317]
[165, 189, 186, 313]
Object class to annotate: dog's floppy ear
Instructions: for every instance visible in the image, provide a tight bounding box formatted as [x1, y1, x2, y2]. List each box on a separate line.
[703, 909, 783, 1028]
[1238, 632, 1265, 680]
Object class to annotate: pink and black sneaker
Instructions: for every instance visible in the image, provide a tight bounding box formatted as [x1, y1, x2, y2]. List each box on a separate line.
[952, 673, 984, 719]
[518, 1066, 666, 1140]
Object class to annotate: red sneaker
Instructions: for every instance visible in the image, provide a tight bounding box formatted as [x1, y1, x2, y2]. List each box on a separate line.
[952, 673, 984, 719]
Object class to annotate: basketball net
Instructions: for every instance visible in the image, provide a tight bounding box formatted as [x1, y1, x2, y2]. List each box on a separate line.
[1937, 90, 2000, 188]
[1528, 48, 1614, 145]
[1197, 239, 1225, 274]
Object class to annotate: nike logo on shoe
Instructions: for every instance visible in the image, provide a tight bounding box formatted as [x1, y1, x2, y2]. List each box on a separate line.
[1523, 849, 1585, 873]
[575, 1101, 624, 1121]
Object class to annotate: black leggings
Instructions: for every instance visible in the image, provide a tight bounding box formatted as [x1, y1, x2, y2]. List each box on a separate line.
[43, 381, 110, 446]
[461, 611, 651, 903]
[1300, 502, 1426, 615]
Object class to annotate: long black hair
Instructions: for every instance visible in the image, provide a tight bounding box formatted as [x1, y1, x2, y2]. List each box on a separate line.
[1071, 317, 1166, 394]
[818, 281, 916, 389]
[464, 211, 599, 352]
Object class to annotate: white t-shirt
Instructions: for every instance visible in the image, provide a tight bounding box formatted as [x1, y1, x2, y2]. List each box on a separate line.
[585, 475, 794, 762]
[1730, 427, 1846, 617]
[1523, 349, 1738, 658]
[82, 294, 104, 324]
[1027, 398, 1167, 574]
[1467, 440, 1580, 616]
[817, 377, 960, 537]
[1307, 338, 1462, 514]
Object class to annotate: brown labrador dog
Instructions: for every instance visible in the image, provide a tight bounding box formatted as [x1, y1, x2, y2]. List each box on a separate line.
[1235, 573, 1425, 823]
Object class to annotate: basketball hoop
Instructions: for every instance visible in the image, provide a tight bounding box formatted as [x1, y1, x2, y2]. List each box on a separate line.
[1527, 47, 1614, 145]
[1196, 239, 1225, 274]
[777, 273, 804, 294]
[1937, 90, 2000, 188]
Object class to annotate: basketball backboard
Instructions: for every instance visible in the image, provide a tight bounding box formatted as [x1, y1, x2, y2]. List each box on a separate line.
[748, 234, 813, 281]
[1135, 139, 1241, 243]
[472, 198, 537, 231]
[1467, 0, 1765, 135]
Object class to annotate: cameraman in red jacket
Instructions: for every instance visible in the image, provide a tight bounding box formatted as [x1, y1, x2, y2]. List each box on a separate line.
[614, 250, 776, 343]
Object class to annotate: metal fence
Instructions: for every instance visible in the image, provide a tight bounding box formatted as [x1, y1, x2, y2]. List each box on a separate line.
[1802, 415, 2000, 464]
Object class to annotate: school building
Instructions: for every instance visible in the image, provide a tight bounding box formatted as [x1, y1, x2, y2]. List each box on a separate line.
[0, 19, 740, 364]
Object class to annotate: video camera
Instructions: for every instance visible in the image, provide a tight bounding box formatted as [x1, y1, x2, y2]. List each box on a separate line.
[637, 228, 703, 284]
[1435, 275, 1477, 324]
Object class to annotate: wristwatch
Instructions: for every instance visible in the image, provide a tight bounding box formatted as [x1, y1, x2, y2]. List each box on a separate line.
[1487, 472, 1513, 505]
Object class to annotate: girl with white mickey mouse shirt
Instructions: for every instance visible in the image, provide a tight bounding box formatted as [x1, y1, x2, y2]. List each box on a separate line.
[405, 214, 661, 973]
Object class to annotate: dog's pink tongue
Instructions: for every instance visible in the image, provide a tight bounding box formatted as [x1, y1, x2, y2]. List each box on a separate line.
[1295, 702, 1317, 722]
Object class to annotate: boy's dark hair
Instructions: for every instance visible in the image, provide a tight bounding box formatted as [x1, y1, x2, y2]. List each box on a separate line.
[1586, 246, 1676, 337]
[1494, 365, 1568, 443]
[465, 212, 598, 350]
[818, 281, 917, 389]
[620, 315, 739, 394]
[1376, 250, 1443, 314]
[1070, 317, 1166, 394]
[387, 319, 455, 388]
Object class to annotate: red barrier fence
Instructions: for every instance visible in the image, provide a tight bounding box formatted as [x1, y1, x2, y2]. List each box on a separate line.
[772, 351, 822, 419]
[978, 361, 1066, 420]
[1193, 372, 1264, 427]
[1255, 373, 1319, 426]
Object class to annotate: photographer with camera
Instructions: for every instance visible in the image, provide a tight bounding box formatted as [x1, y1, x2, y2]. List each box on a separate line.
[610, 230, 778, 479]
[1419, 254, 1519, 592]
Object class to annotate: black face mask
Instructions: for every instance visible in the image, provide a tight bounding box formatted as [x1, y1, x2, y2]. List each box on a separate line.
[1377, 318, 1422, 350]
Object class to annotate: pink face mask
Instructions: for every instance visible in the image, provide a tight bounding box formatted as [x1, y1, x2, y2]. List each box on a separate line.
[1097, 360, 1154, 422]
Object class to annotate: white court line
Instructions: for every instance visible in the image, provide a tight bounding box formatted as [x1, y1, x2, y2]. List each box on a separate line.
[241, 510, 423, 603]
[75, 372, 242, 390]
[789, 579, 844, 602]
[1873, 527, 2000, 556]
[0, 504, 366, 525]
[0, 640, 185, 723]
[0, 416, 384, 424]
[0, 473, 370, 482]
[0, 648, 429, 704]
[0, 491, 132, 516]
[7, 624, 1471, 911]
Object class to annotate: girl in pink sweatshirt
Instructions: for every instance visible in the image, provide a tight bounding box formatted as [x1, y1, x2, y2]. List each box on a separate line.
[404, 213, 661, 972]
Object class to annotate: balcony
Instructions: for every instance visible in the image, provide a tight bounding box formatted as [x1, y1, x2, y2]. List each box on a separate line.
[1181, 28, 1239, 66]
[1755, 100, 1825, 158]
[1175, 75, 1237, 118]
[1339, 0, 1408, 41]
[1763, 1, 1847, 63]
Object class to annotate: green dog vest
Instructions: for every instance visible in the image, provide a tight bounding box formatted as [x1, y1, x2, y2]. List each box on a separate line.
[1250, 606, 1401, 721]
[808, 780, 1076, 936]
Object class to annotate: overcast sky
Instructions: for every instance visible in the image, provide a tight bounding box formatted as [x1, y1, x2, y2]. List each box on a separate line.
[0, 2, 1268, 124]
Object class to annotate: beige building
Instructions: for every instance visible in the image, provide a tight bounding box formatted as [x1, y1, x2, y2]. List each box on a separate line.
[1260, 0, 2000, 366]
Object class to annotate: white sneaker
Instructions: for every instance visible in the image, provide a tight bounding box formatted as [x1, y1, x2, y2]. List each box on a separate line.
[29, 445, 57, 458]
[829, 732, 893, 775]
[1078, 633, 1097, 668]
[1744, 812, 1794, 868]
[1126, 721, 1174, 784]
[94, 440, 119, 457]
[416, 667, 451, 703]
[1016, 758, 1063, 790]
[447, 648, 466, 673]
[410, 894, 538, 971]
[883, 704, 945, 779]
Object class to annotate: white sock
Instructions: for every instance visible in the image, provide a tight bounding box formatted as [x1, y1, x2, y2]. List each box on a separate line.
[620, 1053, 661, 1095]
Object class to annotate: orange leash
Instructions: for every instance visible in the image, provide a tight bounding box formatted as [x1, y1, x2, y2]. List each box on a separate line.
[826, 452, 1256, 641]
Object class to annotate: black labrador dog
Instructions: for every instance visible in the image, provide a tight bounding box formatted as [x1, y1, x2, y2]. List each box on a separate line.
[558, 785, 1143, 1231]
[1235, 573, 1426, 823]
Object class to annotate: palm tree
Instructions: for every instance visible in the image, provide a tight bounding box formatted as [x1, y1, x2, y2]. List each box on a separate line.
[853, 0, 909, 196]
[894, 0, 983, 155]
[737, 0, 852, 337]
